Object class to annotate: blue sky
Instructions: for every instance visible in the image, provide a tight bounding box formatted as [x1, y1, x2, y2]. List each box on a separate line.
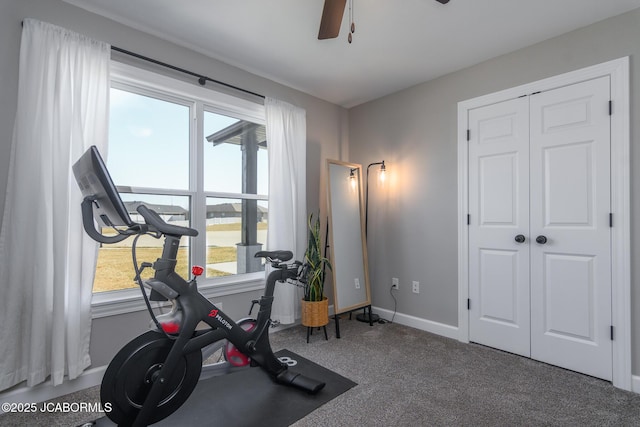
[107, 88, 268, 209]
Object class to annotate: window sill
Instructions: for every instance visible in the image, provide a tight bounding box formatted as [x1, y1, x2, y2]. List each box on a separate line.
[91, 274, 265, 319]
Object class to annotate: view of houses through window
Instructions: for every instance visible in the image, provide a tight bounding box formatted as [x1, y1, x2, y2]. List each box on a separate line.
[93, 77, 268, 293]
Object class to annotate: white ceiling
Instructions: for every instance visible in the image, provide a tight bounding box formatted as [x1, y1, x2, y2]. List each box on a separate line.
[64, 0, 640, 108]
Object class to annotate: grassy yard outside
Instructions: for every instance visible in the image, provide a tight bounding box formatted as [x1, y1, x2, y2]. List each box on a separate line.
[93, 246, 237, 292]
[206, 222, 267, 232]
[93, 222, 265, 292]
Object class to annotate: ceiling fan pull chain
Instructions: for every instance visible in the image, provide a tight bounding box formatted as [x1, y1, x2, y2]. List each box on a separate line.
[348, 0, 355, 43]
[351, 0, 355, 34]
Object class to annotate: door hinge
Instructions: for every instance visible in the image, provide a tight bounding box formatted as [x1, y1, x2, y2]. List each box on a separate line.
[467, 214, 470, 225]
[466, 129, 470, 141]
[467, 298, 471, 310]
[609, 213, 613, 228]
[609, 100, 613, 116]
[610, 325, 614, 341]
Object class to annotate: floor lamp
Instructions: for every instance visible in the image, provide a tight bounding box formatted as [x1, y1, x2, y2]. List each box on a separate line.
[356, 160, 385, 323]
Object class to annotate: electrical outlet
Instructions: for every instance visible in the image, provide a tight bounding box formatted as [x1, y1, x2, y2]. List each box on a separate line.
[412, 281, 420, 294]
[392, 277, 399, 290]
[355, 278, 361, 289]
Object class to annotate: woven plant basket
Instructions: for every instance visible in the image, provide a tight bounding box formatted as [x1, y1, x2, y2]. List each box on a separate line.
[301, 297, 329, 327]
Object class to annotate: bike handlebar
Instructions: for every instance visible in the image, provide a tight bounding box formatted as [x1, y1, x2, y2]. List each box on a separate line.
[81, 198, 198, 244]
[136, 205, 198, 237]
[81, 198, 138, 244]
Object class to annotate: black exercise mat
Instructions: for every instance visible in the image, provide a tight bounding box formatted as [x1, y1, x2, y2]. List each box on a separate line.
[93, 349, 356, 427]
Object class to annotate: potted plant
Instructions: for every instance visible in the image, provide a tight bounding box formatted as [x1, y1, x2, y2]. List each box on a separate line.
[300, 213, 331, 328]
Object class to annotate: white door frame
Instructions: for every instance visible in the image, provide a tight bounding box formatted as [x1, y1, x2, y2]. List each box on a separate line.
[457, 57, 631, 390]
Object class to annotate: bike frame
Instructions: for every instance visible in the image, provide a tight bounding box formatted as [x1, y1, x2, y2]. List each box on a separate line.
[133, 232, 297, 425]
[73, 146, 324, 427]
[151, 234, 292, 374]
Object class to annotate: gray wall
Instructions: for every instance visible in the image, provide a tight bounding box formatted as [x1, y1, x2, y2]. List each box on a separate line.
[349, 9, 640, 371]
[3, 0, 639, 376]
[0, 0, 346, 367]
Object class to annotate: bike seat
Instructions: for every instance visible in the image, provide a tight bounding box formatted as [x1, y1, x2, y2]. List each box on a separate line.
[255, 250, 293, 262]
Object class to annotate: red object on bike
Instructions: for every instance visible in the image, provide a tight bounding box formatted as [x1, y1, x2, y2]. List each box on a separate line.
[161, 322, 180, 334]
[225, 320, 257, 367]
[191, 265, 204, 276]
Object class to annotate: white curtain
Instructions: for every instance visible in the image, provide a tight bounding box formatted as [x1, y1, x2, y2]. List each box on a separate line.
[0, 19, 110, 390]
[265, 98, 307, 324]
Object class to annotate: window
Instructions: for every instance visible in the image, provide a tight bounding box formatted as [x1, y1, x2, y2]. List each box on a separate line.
[93, 62, 267, 298]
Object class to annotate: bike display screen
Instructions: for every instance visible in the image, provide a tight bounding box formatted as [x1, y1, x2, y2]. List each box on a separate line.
[73, 145, 134, 227]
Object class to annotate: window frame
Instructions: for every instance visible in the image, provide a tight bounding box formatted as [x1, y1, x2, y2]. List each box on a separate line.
[92, 61, 268, 318]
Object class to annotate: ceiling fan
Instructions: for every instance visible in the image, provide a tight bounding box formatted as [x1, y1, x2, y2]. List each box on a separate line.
[318, 0, 450, 41]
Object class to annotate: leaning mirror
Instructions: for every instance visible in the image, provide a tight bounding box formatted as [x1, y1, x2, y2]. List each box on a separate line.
[326, 159, 371, 315]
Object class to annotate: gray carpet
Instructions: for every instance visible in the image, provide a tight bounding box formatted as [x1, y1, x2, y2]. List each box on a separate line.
[280, 320, 640, 426]
[2, 319, 640, 426]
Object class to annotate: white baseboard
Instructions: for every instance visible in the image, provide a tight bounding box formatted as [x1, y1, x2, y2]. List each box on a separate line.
[0, 366, 107, 408]
[372, 306, 459, 340]
[631, 375, 640, 394]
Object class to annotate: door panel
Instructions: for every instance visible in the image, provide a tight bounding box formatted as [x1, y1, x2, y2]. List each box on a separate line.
[544, 142, 594, 226]
[478, 249, 519, 324]
[479, 154, 518, 224]
[530, 76, 612, 380]
[468, 97, 530, 357]
[543, 253, 595, 341]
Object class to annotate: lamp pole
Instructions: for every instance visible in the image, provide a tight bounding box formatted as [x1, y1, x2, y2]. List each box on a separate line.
[365, 160, 385, 236]
[356, 160, 385, 324]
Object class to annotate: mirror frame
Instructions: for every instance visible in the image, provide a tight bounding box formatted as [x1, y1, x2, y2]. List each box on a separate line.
[326, 159, 371, 314]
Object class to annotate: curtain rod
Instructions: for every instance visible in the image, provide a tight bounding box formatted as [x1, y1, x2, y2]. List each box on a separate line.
[20, 20, 265, 100]
[111, 46, 265, 100]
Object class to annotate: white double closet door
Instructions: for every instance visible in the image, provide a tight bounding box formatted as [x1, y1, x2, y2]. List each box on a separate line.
[468, 76, 612, 380]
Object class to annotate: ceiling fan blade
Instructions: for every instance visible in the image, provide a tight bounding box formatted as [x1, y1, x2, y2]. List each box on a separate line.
[435, 0, 450, 4]
[318, 0, 347, 40]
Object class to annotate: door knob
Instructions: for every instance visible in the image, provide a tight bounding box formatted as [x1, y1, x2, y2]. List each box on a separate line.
[514, 234, 526, 243]
[535, 235, 548, 244]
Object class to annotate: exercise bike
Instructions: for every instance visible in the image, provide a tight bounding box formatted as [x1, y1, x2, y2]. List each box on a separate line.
[73, 146, 325, 426]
